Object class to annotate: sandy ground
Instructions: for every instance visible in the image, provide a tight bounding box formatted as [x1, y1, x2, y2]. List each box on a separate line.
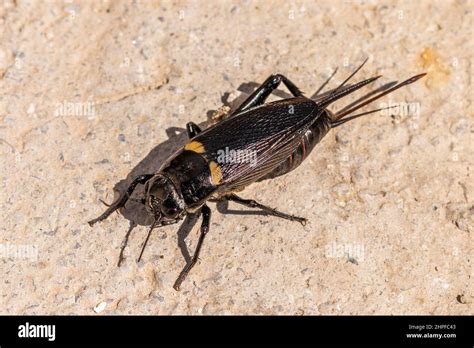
[0, 0, 472, 315]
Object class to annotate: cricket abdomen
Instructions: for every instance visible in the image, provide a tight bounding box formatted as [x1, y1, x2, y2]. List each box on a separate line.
[258, 110, 332, 181]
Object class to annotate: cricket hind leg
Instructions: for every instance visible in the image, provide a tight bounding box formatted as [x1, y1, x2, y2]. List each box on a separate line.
[88, 174, 154, 226]
[225, 193, 307, 225]
[233, 74, 305, 114]
[173, 205, 211, 291]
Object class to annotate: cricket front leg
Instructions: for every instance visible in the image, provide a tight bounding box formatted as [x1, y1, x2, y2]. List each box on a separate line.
[88, 174, 154, 226]
[173, 205, 211, 291]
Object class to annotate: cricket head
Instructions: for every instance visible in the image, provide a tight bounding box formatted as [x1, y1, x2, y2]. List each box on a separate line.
[144, 174, 185, 221]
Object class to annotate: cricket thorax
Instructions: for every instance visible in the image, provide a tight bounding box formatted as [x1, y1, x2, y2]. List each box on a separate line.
[162, 149, 219, 207]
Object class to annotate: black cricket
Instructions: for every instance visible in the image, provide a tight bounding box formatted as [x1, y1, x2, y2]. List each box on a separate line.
[88, 59, 425, 290]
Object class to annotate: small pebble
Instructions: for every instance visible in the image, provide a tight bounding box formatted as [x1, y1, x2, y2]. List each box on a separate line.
[93, 301, 107, 313]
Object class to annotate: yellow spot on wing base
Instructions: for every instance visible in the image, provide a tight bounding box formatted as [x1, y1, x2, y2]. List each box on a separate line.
[184, 140, 205, 153]
[209, 161, 222, 185]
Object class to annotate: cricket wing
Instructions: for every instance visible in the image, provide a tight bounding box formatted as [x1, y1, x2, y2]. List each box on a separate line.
[188, 96, 320, 189]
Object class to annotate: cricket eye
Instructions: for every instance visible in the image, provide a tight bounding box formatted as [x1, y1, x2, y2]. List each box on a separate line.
[162, 197, 179, 217]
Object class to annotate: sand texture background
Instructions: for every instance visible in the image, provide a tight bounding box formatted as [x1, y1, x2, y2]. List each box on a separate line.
[0, 0, 472, 314]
